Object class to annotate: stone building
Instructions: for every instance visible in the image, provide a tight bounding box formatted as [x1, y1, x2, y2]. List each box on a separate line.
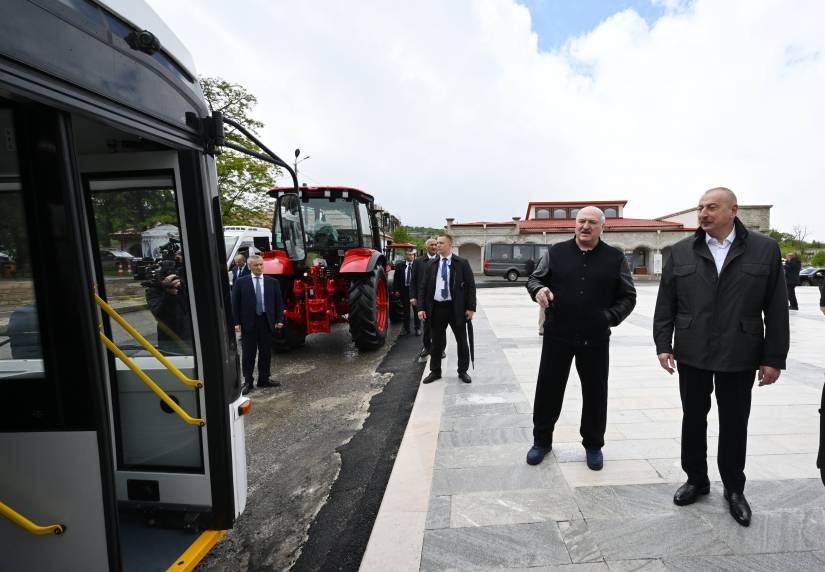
[446, 200, 772, 275]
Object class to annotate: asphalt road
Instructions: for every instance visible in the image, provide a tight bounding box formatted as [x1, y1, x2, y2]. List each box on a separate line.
[197, 322, 424, 571]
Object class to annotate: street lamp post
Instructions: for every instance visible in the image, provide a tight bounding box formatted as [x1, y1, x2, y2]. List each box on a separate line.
[294, 148, 310, 181]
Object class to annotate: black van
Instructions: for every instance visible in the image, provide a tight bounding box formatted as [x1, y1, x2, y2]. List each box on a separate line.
[484, 243, 550, 281]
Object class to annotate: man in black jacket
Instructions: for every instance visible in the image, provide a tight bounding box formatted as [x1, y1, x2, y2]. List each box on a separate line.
[232, 254, 285, 395]
[392, 248, 419, 335]
[654, 187, 789, 527]
[410, 238, 440, 360]
[526, 206, 636, 471]
[784, 252, 801, 310]
[418, 233, 476, 384]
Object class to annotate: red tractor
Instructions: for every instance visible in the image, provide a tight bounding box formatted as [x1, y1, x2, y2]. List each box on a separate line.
[264, 186, 390, 351]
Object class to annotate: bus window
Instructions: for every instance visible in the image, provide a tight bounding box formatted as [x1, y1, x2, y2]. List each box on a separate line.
[0, 108, 51, 430]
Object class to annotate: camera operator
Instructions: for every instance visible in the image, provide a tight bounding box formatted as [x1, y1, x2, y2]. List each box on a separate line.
[144, 240, 193, 354]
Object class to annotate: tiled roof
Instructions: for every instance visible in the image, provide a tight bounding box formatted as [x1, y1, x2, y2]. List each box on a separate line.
[518, 218, 691, 233]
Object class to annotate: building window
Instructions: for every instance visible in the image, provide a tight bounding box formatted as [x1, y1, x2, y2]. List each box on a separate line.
[553, 208, 567, 219]
[535, 208, 550, 220]
[604, 207, 618, 218]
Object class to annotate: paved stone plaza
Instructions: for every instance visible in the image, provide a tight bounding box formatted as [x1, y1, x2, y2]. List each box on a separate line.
[361, 283, 825, 571]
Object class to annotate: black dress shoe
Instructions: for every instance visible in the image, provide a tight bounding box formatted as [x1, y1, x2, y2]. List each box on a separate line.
[724, 489, 751, 527]
[418, 348, 430, 359]
[241, 383, 252, 396]
[458, 371, 472, 384]
[257, 379, 281, 388]
[422, 371, 442, 384]
[441, 351, 446, 359]
[673, 481, 710, 506]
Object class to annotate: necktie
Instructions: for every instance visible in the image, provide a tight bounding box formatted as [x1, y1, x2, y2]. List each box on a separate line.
[405, 263, 410, 286]
[255, 277, 264, 315]
[440, 258, 449, 299]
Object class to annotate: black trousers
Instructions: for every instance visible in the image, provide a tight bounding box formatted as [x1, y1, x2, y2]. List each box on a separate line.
[533, 338, 609, 450]
[678, 364, 755, 494]
[787, 285, 798, 309]
[418, 303, 434, 351]
[400, 293, 420, 332]
[429, 301, 469, 374]
[241, 314, 273, 386]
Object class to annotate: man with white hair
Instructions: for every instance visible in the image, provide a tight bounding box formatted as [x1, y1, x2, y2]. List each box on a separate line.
[526, 206, 636, 470]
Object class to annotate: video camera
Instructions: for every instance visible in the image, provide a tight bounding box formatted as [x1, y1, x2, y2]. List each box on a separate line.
[141, 238, 186, 289]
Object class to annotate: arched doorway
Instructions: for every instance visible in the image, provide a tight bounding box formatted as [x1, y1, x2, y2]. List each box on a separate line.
[631, 246, 651, 274]
[459, 243, 482, 273]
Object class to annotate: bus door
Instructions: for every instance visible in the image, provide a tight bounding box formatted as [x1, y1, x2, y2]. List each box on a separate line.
[76, 134, 213, 510]
[0, 102, 119, 570]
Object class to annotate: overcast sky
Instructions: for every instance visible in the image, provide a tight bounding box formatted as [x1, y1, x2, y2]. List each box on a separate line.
[147, 0, 825, 239]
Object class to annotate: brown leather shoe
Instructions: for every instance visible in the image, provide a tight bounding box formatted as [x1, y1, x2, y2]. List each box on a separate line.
[673, 481, 710, 506]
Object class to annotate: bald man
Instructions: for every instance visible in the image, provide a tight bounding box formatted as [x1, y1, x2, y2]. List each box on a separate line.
[526, 206, 636, 471]
[654, 187, 789, 526]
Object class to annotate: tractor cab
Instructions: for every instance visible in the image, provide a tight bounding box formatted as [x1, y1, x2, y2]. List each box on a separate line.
[264, 186, 389, 351]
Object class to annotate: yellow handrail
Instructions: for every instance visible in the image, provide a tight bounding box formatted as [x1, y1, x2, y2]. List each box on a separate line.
[99, 331, 205, 427]
[0, 501, 65, 536]
[94, 294, 202, 388]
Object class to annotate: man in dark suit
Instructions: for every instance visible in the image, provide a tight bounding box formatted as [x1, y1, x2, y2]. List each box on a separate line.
[410, 238, 440, 359]
[392, 248, 419, 335]
[654, 187, 789, 527]
[784, 252, 801, 310]
[417, 233, 476, 384]
[230, 254, 250, 287]
[231, 254, 285, 395]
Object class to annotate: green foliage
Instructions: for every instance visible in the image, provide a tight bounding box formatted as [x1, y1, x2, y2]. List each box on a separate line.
[812, 251, 825, 267]
[201, 77, 280, 226]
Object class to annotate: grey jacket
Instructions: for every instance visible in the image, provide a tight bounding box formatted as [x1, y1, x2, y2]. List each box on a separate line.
[653, 217, 789, 371]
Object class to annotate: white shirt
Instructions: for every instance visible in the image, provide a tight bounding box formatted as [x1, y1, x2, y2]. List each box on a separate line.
[434, 254, 453, 302]
[252, 274, 265, 312]
[705, 227, 736, 274]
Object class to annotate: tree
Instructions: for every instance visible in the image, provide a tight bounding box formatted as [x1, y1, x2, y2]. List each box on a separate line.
[201, 77, 281, 226]
[791, 225, 809, 253]
[812, 251, 825, 267]
[391, 226, 423, 252]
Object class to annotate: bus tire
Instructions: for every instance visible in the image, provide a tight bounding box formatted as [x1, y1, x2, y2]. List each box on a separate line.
[349, 266, 389, 351]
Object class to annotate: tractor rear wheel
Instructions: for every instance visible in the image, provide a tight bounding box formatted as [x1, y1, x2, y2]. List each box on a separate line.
[348, 266, 389, 351]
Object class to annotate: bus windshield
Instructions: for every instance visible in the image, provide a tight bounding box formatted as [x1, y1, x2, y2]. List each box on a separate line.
[301, 198, 362, 249]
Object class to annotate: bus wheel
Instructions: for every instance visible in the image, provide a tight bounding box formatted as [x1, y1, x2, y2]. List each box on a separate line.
[349, 266, 389, 350]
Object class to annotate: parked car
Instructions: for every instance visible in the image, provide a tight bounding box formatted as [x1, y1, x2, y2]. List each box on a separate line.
[99, 247, 140, 273]
[484, 242, 548, 281]
[799, 266, 825, 286]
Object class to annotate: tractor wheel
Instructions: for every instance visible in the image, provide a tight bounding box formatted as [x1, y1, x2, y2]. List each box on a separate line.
[348, 265, 389, 351]
[273, 321, 306, 352]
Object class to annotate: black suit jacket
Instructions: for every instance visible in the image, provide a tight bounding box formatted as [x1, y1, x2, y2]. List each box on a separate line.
[231, 274, 284, 332]
[393, 260, 414, 297]
[653, 217, 789, 371]
[421, 255, 476, 323]
[231, 264, 251, 285]
[409, 254, 437, 302]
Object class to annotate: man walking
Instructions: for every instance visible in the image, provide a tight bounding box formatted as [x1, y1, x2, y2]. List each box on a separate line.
[392, 248, 420, 335]
[231, 254, 284, 395]
[418, 233, 476, 384]
[230, 253, 250, 287]
[410, 238, 441, 360]
[785, 252, 801, 310]
[653, 187, 789, 527]
[525, 206, 636, 470]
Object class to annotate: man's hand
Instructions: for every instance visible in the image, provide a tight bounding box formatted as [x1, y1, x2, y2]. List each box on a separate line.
[465, 310, 474, 321]
[535, 287, 554, 309]
[274, 322, 284, 330]
[234, 325, 241, 333]
[410, 298, 417, 306]
[658, 353, 676, 374]
[418, 310, 427, 321]
[820, 306, 825, 316]
[758, 365, 780, 386]
[392, 291, 400, 297]
[162, 274, 181, 294]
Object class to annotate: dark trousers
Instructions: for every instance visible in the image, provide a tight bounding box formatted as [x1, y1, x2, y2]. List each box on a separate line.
[533, 338, 609, 450]
[241, 314, 273, 386]
[678, 364, 755, 494]
[787, 285, 798, 309]
[418, 303, 433, 351]
[429, 301, 469, 374]
[400, 294, 420, 332]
